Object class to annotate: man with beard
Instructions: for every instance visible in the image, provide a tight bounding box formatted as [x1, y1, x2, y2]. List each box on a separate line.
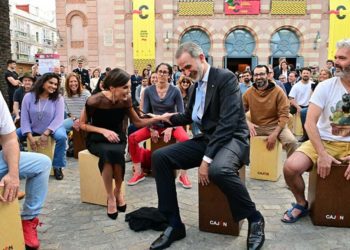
[289, 67, 314, 142]
[282, 39, 350, 223]
[239, 70, 253, 95]
[150, 42, 265, 250]
[243, 65, 298, 158]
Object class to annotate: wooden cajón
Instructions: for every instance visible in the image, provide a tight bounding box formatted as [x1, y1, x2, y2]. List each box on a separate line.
[198, 167, 246, 236]
[308, 162, 350, 227]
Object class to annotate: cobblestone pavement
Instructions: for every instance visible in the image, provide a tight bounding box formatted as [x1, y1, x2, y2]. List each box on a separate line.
[26, 155, 350, 250]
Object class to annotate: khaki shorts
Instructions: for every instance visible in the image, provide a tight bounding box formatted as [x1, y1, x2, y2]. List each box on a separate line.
[296, 140, 350, 165]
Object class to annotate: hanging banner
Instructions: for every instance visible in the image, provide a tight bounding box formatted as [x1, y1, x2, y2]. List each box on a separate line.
[132, 0, 155, 59]
[224, 0, 260, 15]
[328, 0, 350, 59]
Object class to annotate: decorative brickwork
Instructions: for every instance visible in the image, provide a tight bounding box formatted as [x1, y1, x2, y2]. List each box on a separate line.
[66, 10, 88, 27]
[67, 0, 86, 3]
[271, 0, 307, 15]
[178, 0, 214, 16]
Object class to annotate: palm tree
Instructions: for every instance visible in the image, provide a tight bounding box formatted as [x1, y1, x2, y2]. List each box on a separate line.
[0, 0, 12, 103]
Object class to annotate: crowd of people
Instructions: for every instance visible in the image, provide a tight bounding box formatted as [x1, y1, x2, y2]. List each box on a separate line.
[0, 39, 349, 250]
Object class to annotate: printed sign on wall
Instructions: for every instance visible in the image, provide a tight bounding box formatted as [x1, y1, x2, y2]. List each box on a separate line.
[224, 0, 260, 15]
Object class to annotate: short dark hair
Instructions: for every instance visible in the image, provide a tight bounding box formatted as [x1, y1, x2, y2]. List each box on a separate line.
[60, 65, 65, 68]
[289, 71, 298, 77]
[7, 59, 16, 65]
[243, 70, 251, 75]
[105, 67, 111, 72]
[326, 59, 334, 66]
[32, 73, 61, 103]
[253, 65, 269, 74]
[300, 67, 311, 73]
[103, 68, 130, 90]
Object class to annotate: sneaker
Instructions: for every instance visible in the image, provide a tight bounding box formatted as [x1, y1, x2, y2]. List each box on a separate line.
[53, 168, 64, 180]
[178, 175, 192, 189]
[22, 217, 41, 249]
[127, 173, 145, 186]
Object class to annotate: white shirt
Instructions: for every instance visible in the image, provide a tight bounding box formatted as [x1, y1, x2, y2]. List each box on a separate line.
[0, 92, 16, 135]
[289, 80, 313, 106]
[310, 77, 350, 142]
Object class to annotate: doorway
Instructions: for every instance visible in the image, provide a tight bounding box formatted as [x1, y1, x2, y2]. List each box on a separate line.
[225, 57, 253, 73]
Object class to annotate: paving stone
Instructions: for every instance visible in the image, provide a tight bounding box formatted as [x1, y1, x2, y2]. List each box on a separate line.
[24, 156, 350, 250]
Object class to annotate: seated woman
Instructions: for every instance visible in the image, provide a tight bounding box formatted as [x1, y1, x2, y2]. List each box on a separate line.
[17, 73, 67, 180]
[63, 73, 91, 132]
[80, 68, 166, 220]
[128, 63, 192, 189]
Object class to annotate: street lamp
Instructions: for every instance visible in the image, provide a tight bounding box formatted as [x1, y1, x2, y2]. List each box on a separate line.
[164, 31, 170, 50]
[313, 31, 321, 50]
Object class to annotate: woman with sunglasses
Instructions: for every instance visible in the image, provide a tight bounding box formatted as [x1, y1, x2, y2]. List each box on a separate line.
[176, 75, 193, 109]
[17, 73, 67, 180]
[128, 63, 192, 189]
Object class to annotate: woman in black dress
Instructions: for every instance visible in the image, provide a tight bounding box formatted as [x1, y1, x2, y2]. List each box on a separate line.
[80, 68, 165, 220]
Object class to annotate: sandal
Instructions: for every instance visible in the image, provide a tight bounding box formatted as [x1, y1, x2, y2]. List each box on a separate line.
[281, 202, 309, 223]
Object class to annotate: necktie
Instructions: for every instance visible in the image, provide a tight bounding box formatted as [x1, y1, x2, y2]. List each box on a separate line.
[192, 81, 205, 124]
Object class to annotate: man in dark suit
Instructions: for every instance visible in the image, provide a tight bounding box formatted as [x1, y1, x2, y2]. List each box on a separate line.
[150, 42, 265, 250]
[130, 69, 142, 105]
[73, 61, 91, 91]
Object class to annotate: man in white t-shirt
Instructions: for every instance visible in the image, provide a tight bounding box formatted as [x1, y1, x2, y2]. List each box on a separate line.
[0, 92, 51, 249]
[289, 67, 314, 142]
[281, 39, 350, 224]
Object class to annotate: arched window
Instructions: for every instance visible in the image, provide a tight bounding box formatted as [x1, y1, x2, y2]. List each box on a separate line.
[225, 29, 256, 57]
[180, 29, 211, 57]
[270, 29, 300, 57]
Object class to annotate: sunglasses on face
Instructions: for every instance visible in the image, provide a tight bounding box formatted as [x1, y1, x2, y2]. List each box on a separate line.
[182, 81, 190, 84]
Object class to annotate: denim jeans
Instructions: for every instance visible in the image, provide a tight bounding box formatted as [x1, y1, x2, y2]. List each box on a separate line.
[63, 118, 74, 132]
[16, 126, 67, 168]
[300, 107, 308, 127]
[0, 151, 51, 220]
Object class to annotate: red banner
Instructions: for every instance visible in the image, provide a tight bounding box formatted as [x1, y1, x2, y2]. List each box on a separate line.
[224, 0, 260, 15]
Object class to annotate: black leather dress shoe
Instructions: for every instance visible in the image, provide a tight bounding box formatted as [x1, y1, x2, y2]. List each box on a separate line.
[150, 225, 186, 250]
[54, 168, 64, 180]
[247, 216, 265, 250]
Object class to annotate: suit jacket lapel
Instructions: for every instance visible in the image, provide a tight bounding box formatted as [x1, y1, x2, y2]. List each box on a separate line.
[203, 67, 215, 115]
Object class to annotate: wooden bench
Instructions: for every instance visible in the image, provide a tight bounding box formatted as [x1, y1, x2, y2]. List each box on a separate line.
[199, 167, 246, 236]
[78, 150, 125, 206]
[27, 136, 55, 176]
[0, 187, 25, 249]
[249, 136, 283, 181]
[308, 162, 350, 227]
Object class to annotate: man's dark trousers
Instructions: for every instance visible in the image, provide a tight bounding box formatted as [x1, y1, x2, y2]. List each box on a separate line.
[152, 137, 256, 222]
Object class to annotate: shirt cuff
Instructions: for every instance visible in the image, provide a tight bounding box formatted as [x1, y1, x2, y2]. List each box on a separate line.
[203, 156, 213, 164]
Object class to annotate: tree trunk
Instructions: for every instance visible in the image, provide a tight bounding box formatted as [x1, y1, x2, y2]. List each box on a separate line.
[0, 1, 12, 103]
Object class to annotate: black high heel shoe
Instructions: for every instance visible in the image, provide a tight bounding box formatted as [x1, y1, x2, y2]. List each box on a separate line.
[117, 203, 127, 213]
[107, 200, 118, 220]
[114, 188, 127, 212]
